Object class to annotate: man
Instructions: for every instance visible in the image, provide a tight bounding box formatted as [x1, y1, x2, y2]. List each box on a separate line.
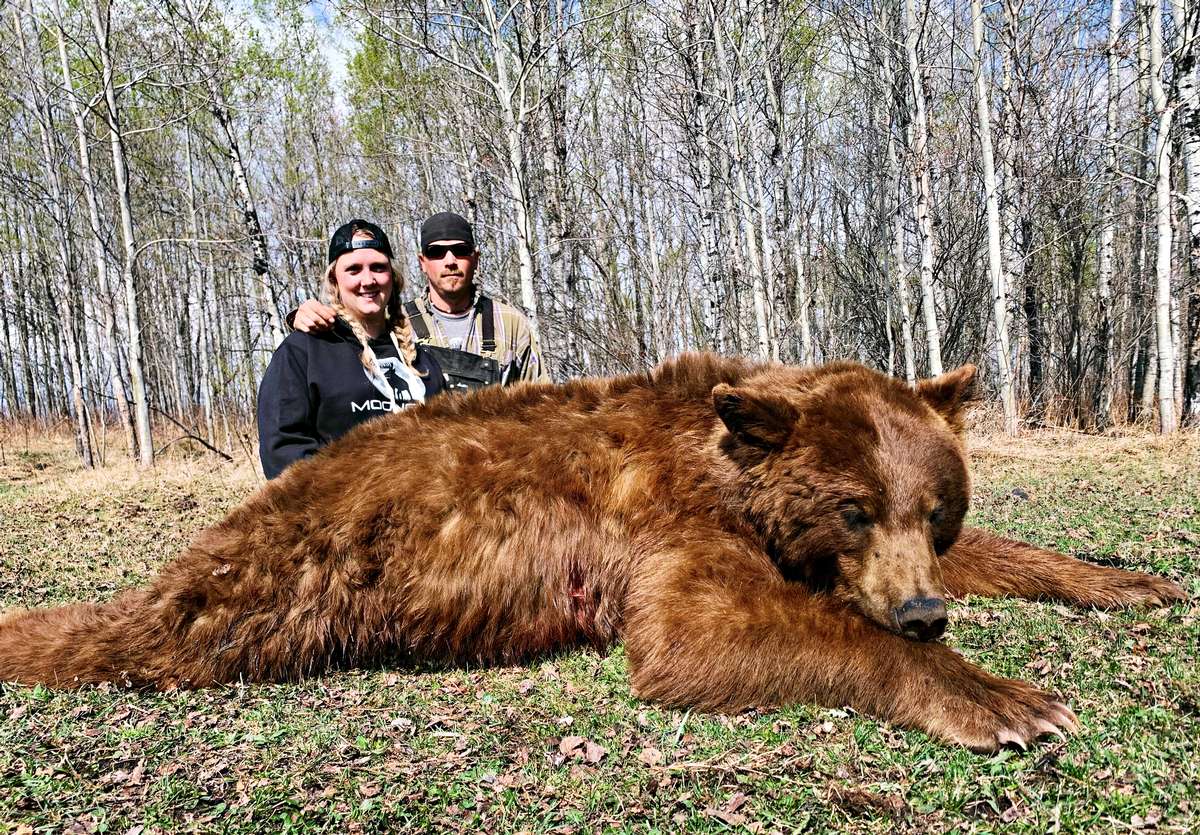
[293, 212, 547, 391]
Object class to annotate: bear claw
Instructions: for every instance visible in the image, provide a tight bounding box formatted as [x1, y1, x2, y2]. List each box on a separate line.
[996, 728, 1026, 749]
[1050, 703, 1079, 732]
[1033, 718, 1065, 740]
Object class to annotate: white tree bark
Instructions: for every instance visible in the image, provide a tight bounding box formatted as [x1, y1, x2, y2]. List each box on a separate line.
[903, 0, 943, 375]
[90, 0, 153, 466]
[712, 6, 771, 360]
[537, 0, 573, 370]
[1135, 4, 1157, 418]
[1146, 0, 1178, 433]
[792, 234, 813, 365]
[1172, 0, 1200, 420]
[884, 3, 916, 384]
[759, 0, 790, 363]
[972, 0, 1016, 434]
[16, 0, 93, 466]
[51, 0, 135, 457]
[1174, 0, 1200, 267]
[682, 7, 724, 351]
[184, 122, 216, 445]
[1095, 0, 1120, 424]
[480, 0, 541, 339]
[997, 0, 1024, 406]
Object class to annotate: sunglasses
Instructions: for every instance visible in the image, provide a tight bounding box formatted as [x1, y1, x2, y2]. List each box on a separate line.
[422, 243, 474, 259]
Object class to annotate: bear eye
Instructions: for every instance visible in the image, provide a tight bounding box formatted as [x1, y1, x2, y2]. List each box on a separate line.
[841, 502, 873, 531]
[929, 502, 945, 525]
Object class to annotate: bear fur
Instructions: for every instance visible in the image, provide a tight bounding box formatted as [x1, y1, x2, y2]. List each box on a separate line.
[0, 354, 1184, 751]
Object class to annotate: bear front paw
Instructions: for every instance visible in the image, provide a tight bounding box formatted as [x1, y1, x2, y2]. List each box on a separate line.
[1083, 570, 1186, 609]
[929, 675, 1078, 753]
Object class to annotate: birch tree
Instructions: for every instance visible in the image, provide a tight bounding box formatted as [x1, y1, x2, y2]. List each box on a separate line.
[1095, 0, 1120, 425]
[1173, 0, 1199, 420]
[359, 0, 552, 340]
[50, 0, 136, 457]
[1145, 0, 1177, 433]
[971, 0, 1016, 434]
[90, 0, 153, 466]
[14, 0, 93, 465]
[903, 0, 943, 375]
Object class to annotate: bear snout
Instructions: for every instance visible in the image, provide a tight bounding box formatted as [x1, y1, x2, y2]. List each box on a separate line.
[893, 597, 948, 641]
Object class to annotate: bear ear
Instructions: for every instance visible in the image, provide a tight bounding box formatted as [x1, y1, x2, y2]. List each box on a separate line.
[712, 383, 797, 449]
[915, 364, 979, 430]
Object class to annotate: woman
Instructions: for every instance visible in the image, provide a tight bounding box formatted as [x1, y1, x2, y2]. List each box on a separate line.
[257, 219, 444, 478]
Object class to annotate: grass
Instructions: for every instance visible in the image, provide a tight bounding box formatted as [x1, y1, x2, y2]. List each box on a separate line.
[0, 429, 1197, 833]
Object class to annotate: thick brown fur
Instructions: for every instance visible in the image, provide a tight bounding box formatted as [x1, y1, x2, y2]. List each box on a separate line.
[0, 355, 1184, 751]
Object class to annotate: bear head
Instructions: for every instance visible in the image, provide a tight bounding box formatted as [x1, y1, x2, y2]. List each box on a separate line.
[712, 362, 979, 642]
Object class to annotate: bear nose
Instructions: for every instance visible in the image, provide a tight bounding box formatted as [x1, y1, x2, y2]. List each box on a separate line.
[894, 597, 948, 641]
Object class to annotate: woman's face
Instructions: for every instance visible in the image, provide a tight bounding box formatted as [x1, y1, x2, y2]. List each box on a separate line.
[333, 245, 393, 325]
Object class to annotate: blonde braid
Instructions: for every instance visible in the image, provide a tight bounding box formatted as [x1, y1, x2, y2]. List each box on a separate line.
[331, 299, 382, 374]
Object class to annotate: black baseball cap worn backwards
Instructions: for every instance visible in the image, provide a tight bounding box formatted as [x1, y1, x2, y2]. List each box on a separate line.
[328, 219, 393, 264]
[420, 212, 475, 251]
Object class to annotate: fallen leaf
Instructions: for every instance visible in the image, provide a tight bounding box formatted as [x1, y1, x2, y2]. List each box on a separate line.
[1131, 809, 1162, 829]
[725, 792, 748, 813]
[638, 747, 663, 766]
[704, 807, 746, 826]
[559, 735, 586, 756]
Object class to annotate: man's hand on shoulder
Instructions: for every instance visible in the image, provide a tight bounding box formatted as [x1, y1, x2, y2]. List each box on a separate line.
[292, 300, 337, 333]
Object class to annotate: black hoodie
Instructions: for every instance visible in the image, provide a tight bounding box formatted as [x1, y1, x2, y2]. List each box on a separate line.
[256, 319, 444, 478]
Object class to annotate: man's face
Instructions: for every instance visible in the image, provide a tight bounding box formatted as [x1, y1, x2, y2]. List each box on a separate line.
[419, 239, 478, 301]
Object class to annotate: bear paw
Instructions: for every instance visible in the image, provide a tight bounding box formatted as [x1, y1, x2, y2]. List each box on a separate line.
[1104, 573, 1180, 607]
[932, 675, 1078, 752]
[1082, 570, 1187, 609]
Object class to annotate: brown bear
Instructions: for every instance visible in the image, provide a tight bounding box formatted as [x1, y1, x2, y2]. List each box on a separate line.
[0, 355, 1184, 751]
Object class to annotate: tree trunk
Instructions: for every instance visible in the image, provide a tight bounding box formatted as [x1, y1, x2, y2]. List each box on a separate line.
[213, 102, 285, 349]
[712, 7, 772, 360]
[16, 0, 93, 465]
[1146, 0, 1178, 433]
[1173, 0, 1200, 421]
[884, 4, 916, 384]
[91, 0, 153, 466]
[51, 0, 134, 457]
[683, 7, 724, 351]
[972, 0, 1017, 434]
[539, 0, 575, 376]
[481, 0, 541, 341]
[903, 0, 943, 375]
[1095, 0, 1121, 425]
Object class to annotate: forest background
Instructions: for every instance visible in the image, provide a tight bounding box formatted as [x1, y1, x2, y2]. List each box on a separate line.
[2, 0, 1199, 468]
